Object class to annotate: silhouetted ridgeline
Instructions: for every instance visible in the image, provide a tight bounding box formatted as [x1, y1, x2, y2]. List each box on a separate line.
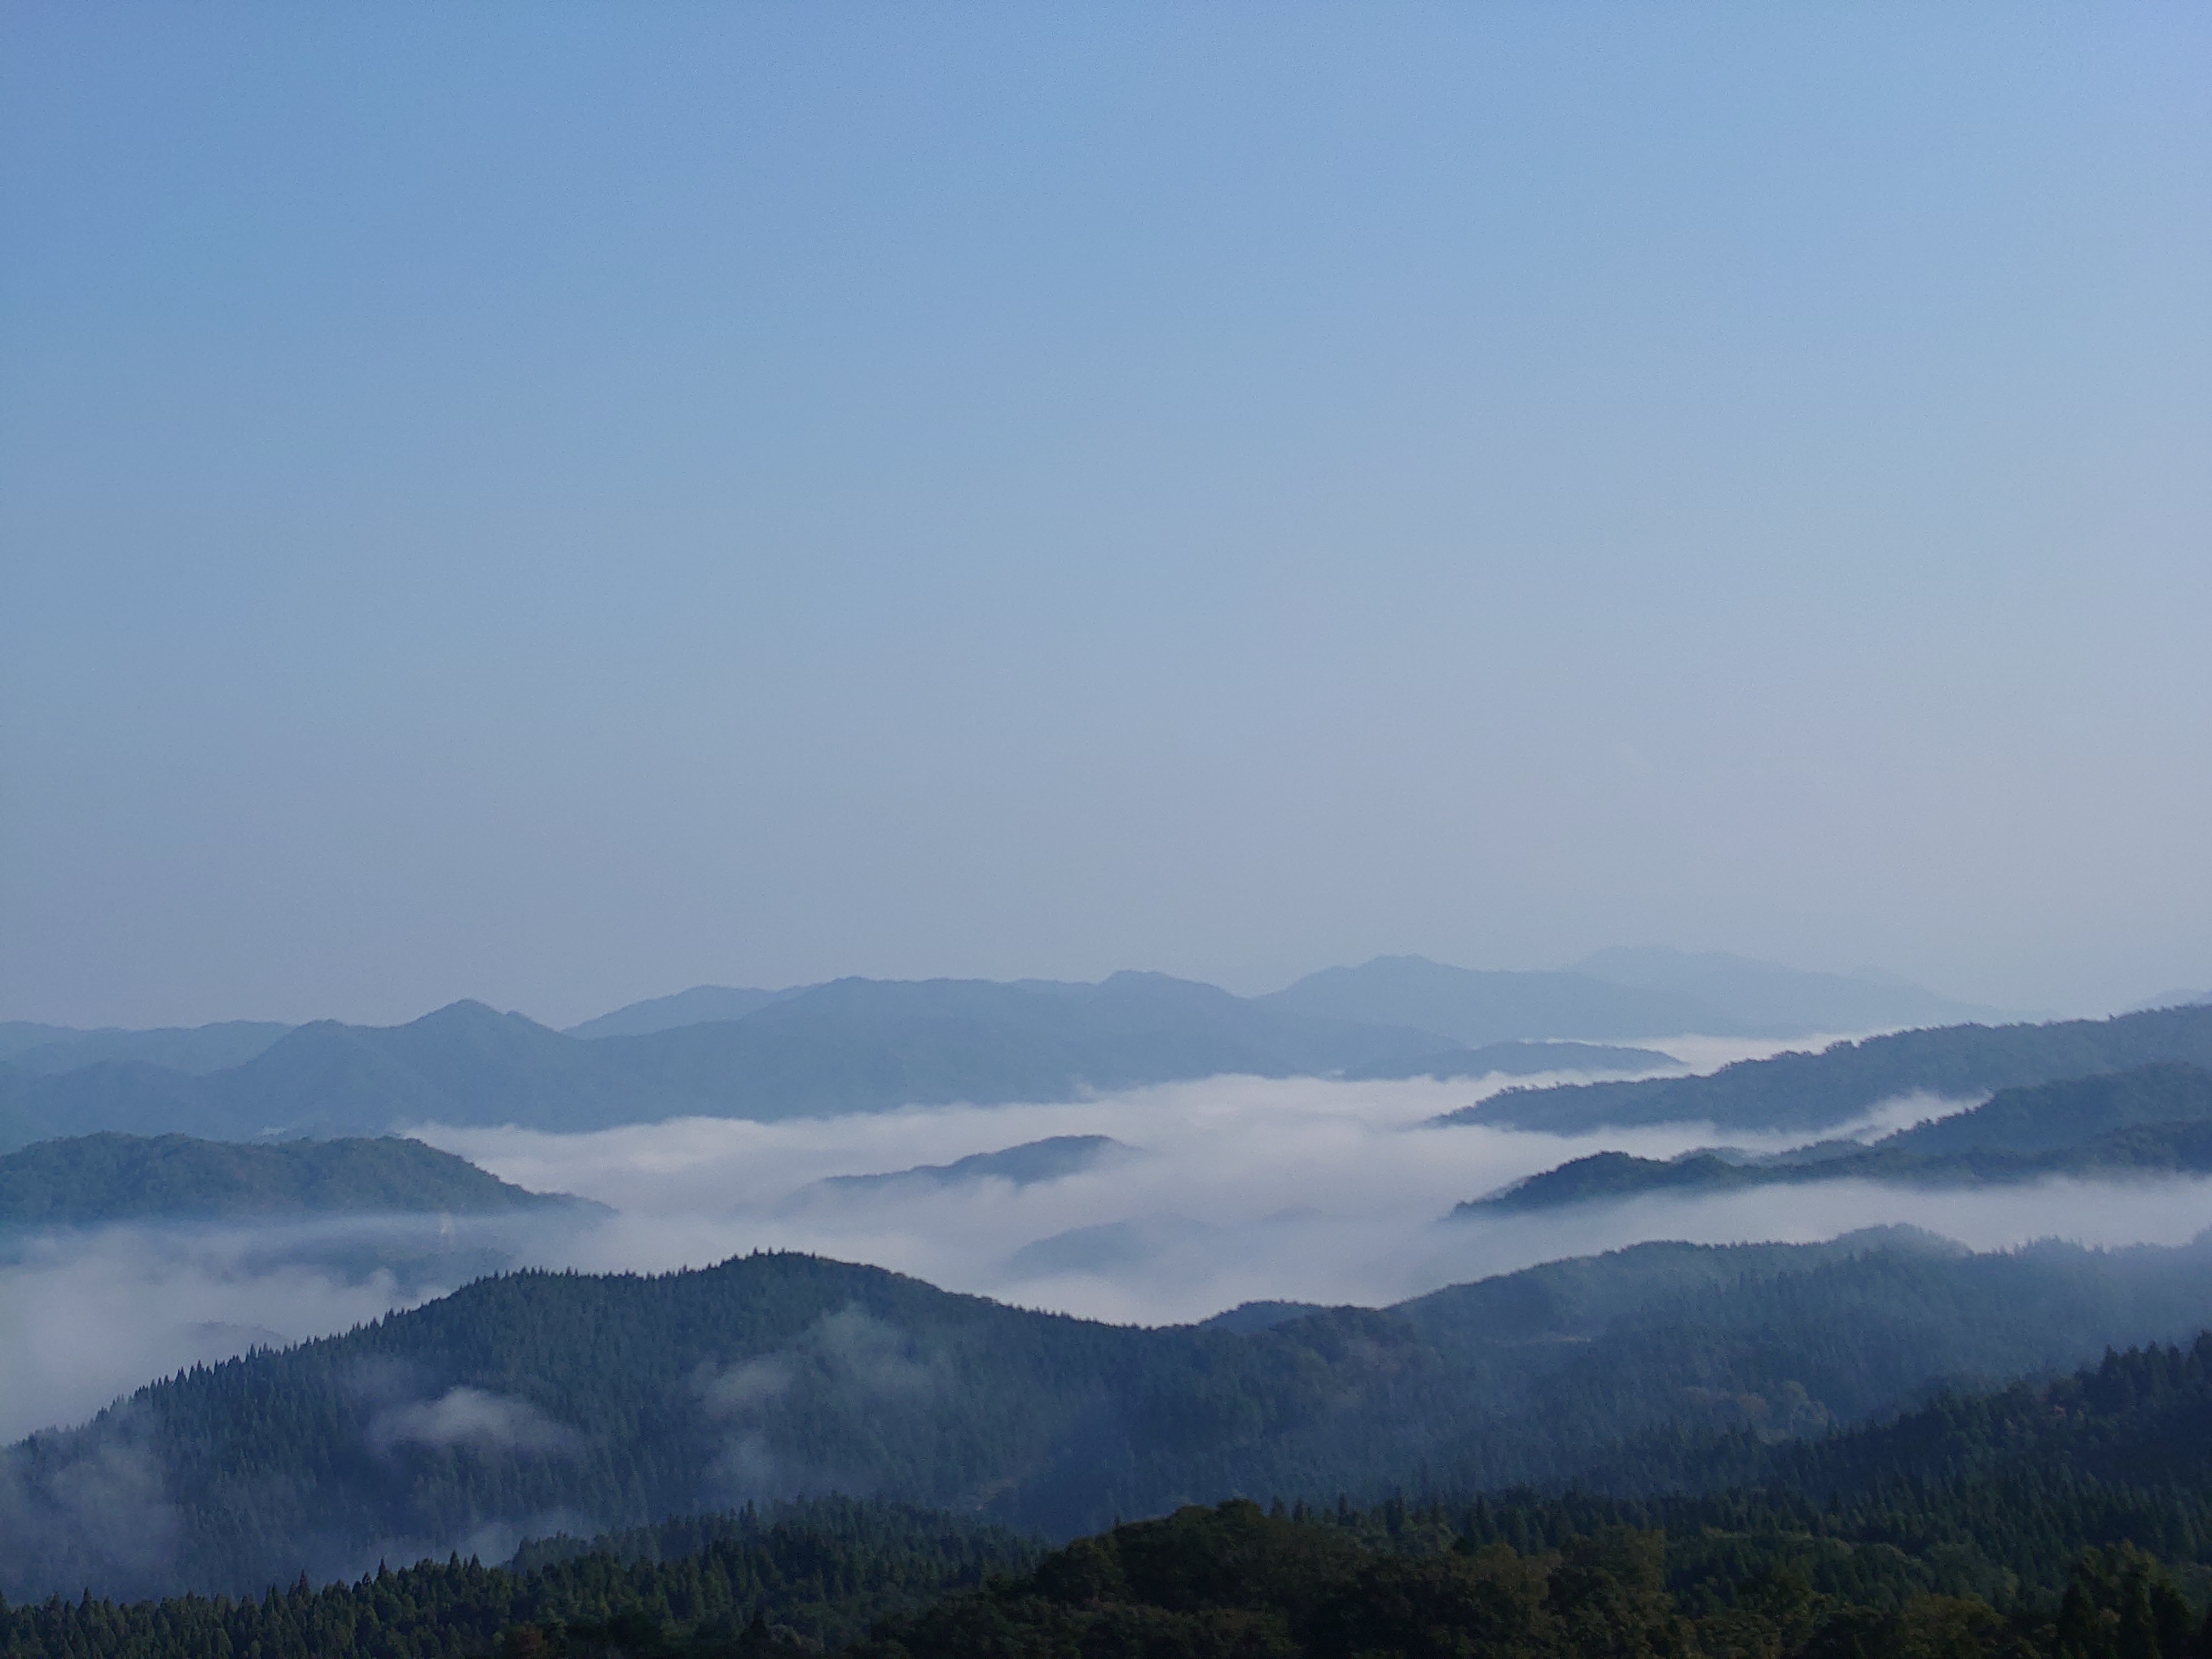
[16, 1230, 2212, 1601]
[0, 975, 1452, 1146]
[1444, 1003, 2212, 1135]
[0, 955, 2031, 1148]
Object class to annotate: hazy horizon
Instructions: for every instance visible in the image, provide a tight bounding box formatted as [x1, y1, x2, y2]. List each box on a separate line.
[6, 5, 2208, 1028]
[1, 944, 2055, 1037]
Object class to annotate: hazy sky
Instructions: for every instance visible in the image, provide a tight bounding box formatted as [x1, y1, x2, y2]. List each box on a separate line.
[4, 4, 2208, 1029]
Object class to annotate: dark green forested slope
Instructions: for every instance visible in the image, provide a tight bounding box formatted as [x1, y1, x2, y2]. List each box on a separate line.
[0, 1133, 584, 1227]
[1464, 1064, 2212, 1214]
[1446, 1004, 2212, 1135]
[0, 1499, 1037, 1659]
[856, 1502, 2189, 1659]
[23, 1338, 2212, 1659]
[16, 1232, 2212, 1602]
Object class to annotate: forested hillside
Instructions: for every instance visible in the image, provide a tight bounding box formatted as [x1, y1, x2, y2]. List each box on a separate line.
[1465, 1063, 2212, 1213]
[0, 1499, 1038, 1659]
[1446, 1003, 2212, 1134]
[22, 1333, 2212, 1659]
[16, 1230, 2212, 1601]
[0, 1133, 584, 1227]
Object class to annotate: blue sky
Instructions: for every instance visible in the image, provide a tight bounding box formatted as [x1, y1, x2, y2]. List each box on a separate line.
[3, 4, 2208, 1026]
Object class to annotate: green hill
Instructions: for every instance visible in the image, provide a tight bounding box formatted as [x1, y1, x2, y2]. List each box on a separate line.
[23, 1333, 2212, 1659]
[18, 1229, 2212, 1601]
[0, 1133, 585, 1228]
[0, 1498, 1040, 1659]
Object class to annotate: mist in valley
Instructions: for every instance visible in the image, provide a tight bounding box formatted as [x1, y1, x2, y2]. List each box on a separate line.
[15, 1037, 2212, 1445]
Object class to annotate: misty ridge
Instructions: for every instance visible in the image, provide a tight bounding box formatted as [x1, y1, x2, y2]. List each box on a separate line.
[11, 954, 2212, 1638]
[11, 985, 2212, 1448]
[19, 7, 2210, 1653]
[1467, 1063, 2212, 1215]
[15, 1223, 2212, 1605]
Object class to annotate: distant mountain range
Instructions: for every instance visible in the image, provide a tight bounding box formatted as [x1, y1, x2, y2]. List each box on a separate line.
[0, 1133, 589, 1229]
[1441, 1002, 2212, 1137]
[0, 950, 2009, 1144]
[1260, 949, 2007, 1046]
[0, 974, 1451, 1146]
[0, 1020, 294, 1074]
[562, 985, 794, 1039]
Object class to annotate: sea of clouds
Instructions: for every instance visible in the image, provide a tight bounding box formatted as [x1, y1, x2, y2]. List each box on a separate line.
[10, 1036, 2212, 1442]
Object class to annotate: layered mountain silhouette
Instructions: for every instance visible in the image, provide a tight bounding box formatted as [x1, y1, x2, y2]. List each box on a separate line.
[0, 951, 2005, 1146]
[0, 974, 1452, 1146]
[1263, 950, 2006, 1047]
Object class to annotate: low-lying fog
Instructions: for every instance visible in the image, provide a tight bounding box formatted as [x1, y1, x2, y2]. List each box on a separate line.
[10, 1037, 2212, 1442]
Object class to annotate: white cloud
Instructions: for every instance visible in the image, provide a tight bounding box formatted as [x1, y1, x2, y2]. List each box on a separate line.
[369, 1387, 577, 1455]
[8, 1041, 2207, 1441]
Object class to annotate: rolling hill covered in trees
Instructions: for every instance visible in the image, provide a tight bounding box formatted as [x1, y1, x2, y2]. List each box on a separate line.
[20, 1334, 2212, 1659]
[0, 1133, 586, 1229]
[16, 1228, 2212, 1602]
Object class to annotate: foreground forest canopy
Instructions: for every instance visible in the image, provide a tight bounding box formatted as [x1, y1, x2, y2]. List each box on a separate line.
[18, 1328, 2212, 1659]
[15, 1231, 2212, 1601]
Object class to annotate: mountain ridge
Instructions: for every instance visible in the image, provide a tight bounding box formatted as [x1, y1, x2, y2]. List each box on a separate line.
[18, 1226, 2212, 1599]
[1440, 1002, 2212, 1136]
[0, 976, 1452, 1146]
